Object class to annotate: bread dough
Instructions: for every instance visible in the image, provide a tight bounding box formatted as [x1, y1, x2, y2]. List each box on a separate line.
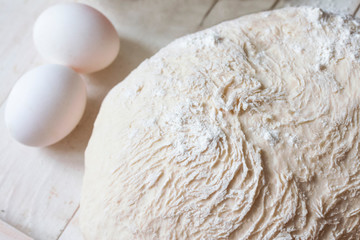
[80, 7, 360, 239]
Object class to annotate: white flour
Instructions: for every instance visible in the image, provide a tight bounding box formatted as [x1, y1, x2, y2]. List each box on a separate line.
[81, 7, 360, 239]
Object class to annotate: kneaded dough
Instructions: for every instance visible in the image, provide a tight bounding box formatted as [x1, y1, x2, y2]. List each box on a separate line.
[81, 7, 360, 239]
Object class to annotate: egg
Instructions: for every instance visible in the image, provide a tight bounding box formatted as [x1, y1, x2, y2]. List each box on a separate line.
[33, 3, 120, 73]
[5, 64, 87, 147]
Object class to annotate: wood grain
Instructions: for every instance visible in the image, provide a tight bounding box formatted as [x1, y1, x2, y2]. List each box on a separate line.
[200, 0, 277, 29]
[0, 219, 32, 240]
[58, 209, 82, 240]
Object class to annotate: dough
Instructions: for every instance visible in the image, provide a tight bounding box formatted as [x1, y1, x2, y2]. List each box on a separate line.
[81, 7, 360, 239]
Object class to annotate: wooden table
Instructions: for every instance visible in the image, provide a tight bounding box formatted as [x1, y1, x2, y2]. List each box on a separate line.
[1, 0, 359, 239]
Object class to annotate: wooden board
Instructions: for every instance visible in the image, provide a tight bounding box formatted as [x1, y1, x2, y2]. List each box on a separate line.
[0, 220, 32, 240]
[58, 210, 82, 240]
[0, 0, 358, 239]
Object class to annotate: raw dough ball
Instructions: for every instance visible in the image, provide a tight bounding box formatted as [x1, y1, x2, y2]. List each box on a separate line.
[81, 7, 360, 239]
[33, 3, 120, 73]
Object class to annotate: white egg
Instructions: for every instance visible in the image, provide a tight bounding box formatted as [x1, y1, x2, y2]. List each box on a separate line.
[33, 3, 120, 73]
[5, 64, 87, 147]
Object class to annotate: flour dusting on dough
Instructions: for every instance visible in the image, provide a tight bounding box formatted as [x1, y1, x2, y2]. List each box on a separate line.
[81, 7, 360, 239]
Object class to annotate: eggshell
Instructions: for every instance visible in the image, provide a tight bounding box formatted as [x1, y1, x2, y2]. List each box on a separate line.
[5, 64, 87, 147]
[33, 3, 120, 73]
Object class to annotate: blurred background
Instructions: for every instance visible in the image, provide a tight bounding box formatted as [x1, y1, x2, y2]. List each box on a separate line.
[0, 0, 359, 239]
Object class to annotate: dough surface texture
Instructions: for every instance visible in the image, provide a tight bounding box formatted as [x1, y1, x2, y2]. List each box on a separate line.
[81, 7, 360, 239]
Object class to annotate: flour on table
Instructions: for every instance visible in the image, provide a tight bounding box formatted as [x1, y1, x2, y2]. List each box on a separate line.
[81, 7, 360, 239]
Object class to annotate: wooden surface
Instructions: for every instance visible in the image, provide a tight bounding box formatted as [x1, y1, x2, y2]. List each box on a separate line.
[0, 0, 359, 239]
[0, 220, 32, 240]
